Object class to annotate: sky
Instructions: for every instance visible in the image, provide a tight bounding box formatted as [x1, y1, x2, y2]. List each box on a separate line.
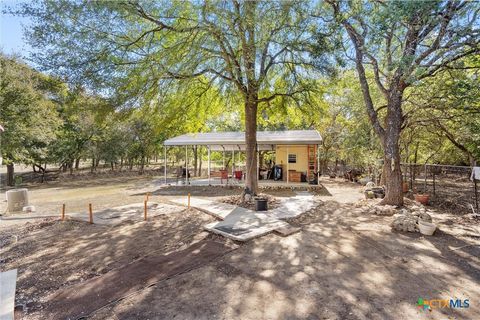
[0, 0, 33, 59]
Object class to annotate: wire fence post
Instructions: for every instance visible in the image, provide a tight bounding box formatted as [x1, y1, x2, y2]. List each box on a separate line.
[433, 171, 436, 196]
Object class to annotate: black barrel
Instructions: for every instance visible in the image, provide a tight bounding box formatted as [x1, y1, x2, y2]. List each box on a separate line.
[255, 198, 268, 211]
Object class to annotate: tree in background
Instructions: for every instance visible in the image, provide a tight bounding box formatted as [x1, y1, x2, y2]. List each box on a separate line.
[50, 89, 113, 174]
[326, 0, 480, 205]
[0, 54, 62, 185]
[403, 57, 480, 165]
[17, 0, 330, 196]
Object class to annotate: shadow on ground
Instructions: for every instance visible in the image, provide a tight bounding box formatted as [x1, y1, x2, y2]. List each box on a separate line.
[91, 200, 479, 320]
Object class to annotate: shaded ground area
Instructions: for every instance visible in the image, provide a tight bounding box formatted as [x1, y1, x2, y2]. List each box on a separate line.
[44, 239, 236, 320]
[91, 200, 480, 320]
[411, 177, 478, 215]
[1, 175, 479, 319]
[0, 208, 216, 319]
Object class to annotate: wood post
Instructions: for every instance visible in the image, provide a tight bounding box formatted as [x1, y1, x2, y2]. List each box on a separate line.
[433, 172, 436, 196]
[89, 203, 93, 224]
[185, 145, 189, 185]
[61, 204, 65, 221]
[424, 164, 427, 193]
[222, 147, 225, 169]
[188, 193, 191, 209]
[286, 146, 289, 184]
[164, 145, 167, 184]
[474, 178, 478, 212]
[144, 200, 147, 221]
[474, 169, 478, 212]
[207, 146, 211, 185]
[232, 149, 235, 177]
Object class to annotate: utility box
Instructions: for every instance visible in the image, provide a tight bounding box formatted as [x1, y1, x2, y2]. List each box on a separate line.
[6, 188, 29, 213]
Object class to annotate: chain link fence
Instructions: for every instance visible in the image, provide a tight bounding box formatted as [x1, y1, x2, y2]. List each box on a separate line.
[401, 164, 478, 214]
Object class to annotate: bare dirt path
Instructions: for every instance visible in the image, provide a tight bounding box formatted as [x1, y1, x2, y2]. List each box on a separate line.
[317, 177, 365, 203]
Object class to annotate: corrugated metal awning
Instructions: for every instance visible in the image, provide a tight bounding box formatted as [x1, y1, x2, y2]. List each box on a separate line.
[164, 130, 322, 146]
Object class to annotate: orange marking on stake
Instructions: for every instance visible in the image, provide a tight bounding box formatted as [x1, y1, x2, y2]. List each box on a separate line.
[144, 200, 148, 221]
[89, 203, 93, 224]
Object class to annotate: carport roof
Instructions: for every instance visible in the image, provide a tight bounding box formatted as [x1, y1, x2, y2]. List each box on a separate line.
[164, 130, 322, 146]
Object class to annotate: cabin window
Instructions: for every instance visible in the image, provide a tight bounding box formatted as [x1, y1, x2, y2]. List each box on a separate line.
[288, 154, 297, 163]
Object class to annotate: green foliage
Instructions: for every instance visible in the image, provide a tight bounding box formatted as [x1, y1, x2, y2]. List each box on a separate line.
[0, 54, 61, 166]
[402, 57, 480, 165]
[2, 1, 479, 179]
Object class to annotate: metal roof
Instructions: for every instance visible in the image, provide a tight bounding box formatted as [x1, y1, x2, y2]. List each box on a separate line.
[164, 130, 322, 146]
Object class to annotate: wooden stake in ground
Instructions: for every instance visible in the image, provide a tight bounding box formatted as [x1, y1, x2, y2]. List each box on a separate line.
[188, 193, 191, 209]
[144, 200, 147, 221]
[89, 203, 93, 224]
[61, 204, 66, 221]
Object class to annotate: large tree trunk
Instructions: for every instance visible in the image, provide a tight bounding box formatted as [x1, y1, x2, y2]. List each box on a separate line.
[140, 156, 145, 174]
[381, 94, 404, 206]
[244, 94, 258, 195]
[6, 163, 14, 187]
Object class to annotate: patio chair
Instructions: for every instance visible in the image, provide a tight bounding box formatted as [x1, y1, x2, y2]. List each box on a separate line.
[220, 169, 229, 184]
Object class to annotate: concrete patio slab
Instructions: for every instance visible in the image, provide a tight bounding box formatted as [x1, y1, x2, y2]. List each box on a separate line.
[68, 202, 182, 225]
[0, 269, 17, 320]
[204, 206, 290, 241]
[270, 191, 320, 219]
[169, 197, 237, 220]
[154, 178, 324, 191]
[172, 193, 316, 241]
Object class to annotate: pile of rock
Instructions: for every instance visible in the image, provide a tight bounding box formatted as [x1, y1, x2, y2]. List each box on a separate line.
[391, 206, 433, 233]
[354, 199, 396, 216]
[354, 198, 435, 233]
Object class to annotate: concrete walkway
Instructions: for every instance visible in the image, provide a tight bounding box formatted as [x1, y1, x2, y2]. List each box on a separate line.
[0, 269, 17, 320]
[170, 192, 319, 241]
[68, 202, 182, 225]
[271, 191, 319, 219]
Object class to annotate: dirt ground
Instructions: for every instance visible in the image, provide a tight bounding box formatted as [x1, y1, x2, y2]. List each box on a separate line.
[1, 176, 479, 320]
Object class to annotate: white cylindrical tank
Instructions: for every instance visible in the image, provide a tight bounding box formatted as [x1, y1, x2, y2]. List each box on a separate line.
[6, 188, 29, 213]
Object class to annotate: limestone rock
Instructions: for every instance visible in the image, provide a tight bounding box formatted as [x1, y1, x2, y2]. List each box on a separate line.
[391, 213, 419, 232]
[354, 197, 435, 233]
[418, 212, 432, 223]
[375, 205, 397, 216]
